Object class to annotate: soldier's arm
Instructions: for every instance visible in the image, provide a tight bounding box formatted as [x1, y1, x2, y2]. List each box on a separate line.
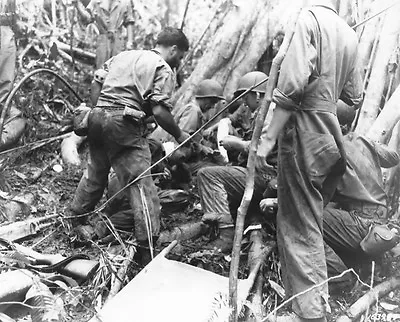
[372, 141, 400, 168]
[256, 11, 314, 168]
[340, 54, 363, 109]
[150, 65, 187, 143]
[152, 105, 186, 143]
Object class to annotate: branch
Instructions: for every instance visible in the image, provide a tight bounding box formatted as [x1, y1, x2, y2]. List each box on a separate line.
[228, 6, 303, 321]
[336, 276, 400, 322]
[105, 246, 136, 302]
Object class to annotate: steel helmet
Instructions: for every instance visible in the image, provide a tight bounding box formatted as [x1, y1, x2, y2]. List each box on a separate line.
[195, 79, 224, 100]
[337, 100, 356, 125]
[235, 71, 268, 96]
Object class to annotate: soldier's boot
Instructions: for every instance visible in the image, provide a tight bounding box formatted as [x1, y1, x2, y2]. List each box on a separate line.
[205, 225, 235, 253]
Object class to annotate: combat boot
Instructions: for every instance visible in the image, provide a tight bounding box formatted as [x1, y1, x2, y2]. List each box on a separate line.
[205, 226, 235, 253]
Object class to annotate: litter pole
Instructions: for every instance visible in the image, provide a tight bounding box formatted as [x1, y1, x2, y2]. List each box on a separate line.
[228, 7, 302, 321]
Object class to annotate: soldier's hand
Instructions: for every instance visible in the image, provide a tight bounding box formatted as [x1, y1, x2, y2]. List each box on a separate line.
[259, 198, 278, 214]
[176, 131, 191, 146]
[255, 138, 273, 171]
[219, 135, 244, 151]
[203, 127, 214, 138]
[200, 144, 214, 155]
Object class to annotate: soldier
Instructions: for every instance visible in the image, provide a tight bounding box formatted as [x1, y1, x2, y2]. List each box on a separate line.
[196, 71, 277, 252]
[323, 102, 400, 293]
[75, 0, 135, 68]
[150, 79, 225, 145]
[255, 1, 362, 320]
[68, 27, 190, 264]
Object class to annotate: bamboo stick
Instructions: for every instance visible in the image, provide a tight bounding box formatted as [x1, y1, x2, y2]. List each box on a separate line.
[228, 6, 302, 321]
[106, 246, 135, 302]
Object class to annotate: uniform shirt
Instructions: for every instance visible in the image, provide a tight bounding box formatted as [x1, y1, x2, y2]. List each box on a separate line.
[272, 5, 363, 181]
[273, 5, 362, 112]
[87, 0, 134, 34]
[97, 49, 175, 111]
[335, 133, 399, 208]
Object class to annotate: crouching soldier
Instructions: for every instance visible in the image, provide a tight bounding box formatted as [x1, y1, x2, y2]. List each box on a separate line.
[259, 102, 400, 294]
[322, 102, 400, 292]
[196, 71, 277, 253]
[150, 79, 227, 185]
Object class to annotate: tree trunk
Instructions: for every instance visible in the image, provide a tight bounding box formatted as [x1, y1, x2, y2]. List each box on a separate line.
[366, 84, 400, 143]
[356, 2, 400, 134]
[172, 0, 290, 108]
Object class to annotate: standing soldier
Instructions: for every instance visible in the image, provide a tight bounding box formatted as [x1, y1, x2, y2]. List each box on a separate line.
[68, 28, 190, 264]
[75, 0, 135, 68]
[256, 0, 362, 320]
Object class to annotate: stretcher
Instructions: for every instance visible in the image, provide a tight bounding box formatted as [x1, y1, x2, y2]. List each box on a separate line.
[90, 241, 261, 322]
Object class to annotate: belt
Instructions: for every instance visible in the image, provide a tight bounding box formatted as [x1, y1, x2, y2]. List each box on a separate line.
[299, 97, 337, 114]
[99, 106, 125, 112]
[343, 201, 387, 220]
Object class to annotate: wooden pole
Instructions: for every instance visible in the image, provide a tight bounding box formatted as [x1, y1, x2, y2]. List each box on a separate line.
[228, 7, 302, 321]
[180, 0, 191, 30]
[70, 4, 76, 81]
[51, 0, 56, 30]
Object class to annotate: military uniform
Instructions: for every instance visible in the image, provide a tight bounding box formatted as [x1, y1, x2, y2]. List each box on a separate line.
[150, 100, 204, 144]
[70, 49, 175, 242]
[86, 0, 134, 68]
[273, 5, 362, 318]
[0, 0, 16, 103]
[323, 133, 399, 287]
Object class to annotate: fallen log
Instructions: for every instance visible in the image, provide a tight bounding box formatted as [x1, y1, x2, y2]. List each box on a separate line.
[156, 221, 208, 246]
[336, 276, 400, 322]
[54, 40, 95, 62]
[246, 232, 275, 320]
[60, 132, 86, 166]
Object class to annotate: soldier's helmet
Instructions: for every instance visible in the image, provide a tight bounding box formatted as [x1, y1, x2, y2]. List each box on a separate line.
[195, 79, 224, 100]
[235, 71, 268, 96]
[337, 100, 356, 126]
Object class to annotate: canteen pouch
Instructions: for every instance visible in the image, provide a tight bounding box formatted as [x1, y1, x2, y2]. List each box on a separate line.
[123, 106, 146, 123]
[73, 103, 91, 136]
[360, 224, 400, 256]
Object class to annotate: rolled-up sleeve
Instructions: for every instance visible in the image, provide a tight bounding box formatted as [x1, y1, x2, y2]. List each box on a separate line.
[272, 11, 317, 111]
[147, 64, 175, 110]
[339, 54, 363, 107]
